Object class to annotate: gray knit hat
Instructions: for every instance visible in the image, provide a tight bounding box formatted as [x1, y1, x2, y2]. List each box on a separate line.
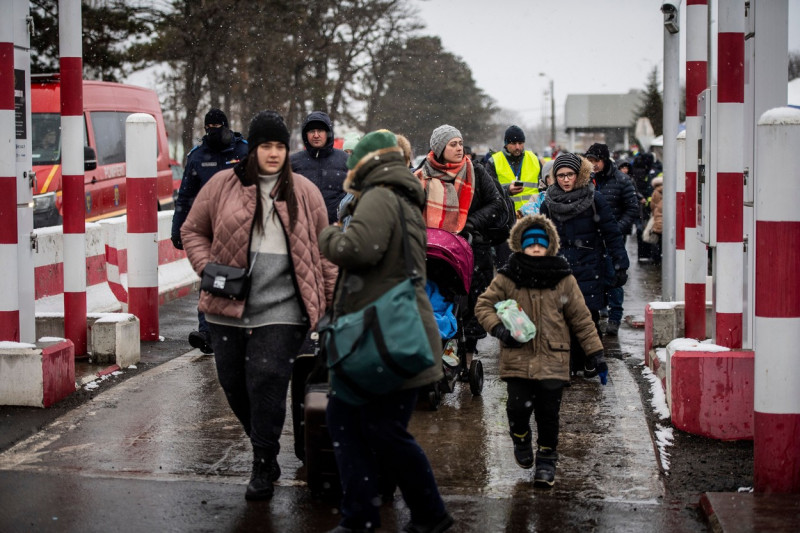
[553, 153, 582, 175]
[430, 124, 462, 158]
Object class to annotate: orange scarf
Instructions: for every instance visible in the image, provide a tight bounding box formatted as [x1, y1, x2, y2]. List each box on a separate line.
[414, 152, 474, 232]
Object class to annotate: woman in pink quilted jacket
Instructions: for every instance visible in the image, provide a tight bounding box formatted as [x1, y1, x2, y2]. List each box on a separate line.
[181, 111, 336, 501]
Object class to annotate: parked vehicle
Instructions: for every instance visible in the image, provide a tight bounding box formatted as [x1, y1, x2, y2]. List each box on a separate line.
[31, 74, 176, 228]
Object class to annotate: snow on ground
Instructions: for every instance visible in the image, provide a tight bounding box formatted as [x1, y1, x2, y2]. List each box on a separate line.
[640, 362, 674, 472]
[654, 423, 674, 472]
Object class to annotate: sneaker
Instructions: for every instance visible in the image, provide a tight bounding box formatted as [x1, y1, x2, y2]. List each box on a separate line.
[605, 321, 620, 336]
[188, 330, 213, 354]
[533, 448, 558, 488]
[402, 511, 454, 533]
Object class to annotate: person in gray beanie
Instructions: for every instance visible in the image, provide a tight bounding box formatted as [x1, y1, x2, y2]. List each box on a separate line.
[540, 153, 629, 377]
[430, 124, 462, 159]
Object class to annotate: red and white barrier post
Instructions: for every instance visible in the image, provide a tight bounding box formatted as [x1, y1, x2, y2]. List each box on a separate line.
[754, 107, 800, 493]
[684, 0, 708, 340]
[59, 0, 86, 355]
[0, 14, 18, 340]
[713, 0, 744, 348]
[125, 114, 159, 340]
[674, 130, 685, 300]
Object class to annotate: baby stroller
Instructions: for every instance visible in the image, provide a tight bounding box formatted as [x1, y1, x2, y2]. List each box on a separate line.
[422, 228, 484, 410]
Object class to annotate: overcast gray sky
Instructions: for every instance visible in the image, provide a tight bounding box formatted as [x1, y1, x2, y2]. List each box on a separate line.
[412, 0, 800, 124]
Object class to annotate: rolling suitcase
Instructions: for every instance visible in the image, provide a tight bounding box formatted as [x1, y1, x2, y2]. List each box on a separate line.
[303, 382, 341, 499]
[291, 352, 317, 461]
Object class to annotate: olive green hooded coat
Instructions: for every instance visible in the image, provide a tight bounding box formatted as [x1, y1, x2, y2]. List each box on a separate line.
[318, 145, 443, 390]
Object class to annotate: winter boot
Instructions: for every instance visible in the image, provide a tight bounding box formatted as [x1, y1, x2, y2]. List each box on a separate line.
[245, 446, 277, 500]
[533, 447, 558, 488]
[605, 321, 620, 336]
[509, 430, 534, 469]
[188, 330, 213, 354]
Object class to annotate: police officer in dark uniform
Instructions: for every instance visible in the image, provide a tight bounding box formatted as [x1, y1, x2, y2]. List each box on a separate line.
[171, 108, 248, 353]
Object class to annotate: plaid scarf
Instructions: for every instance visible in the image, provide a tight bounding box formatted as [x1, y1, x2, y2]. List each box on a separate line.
[414, 152, 475, 232]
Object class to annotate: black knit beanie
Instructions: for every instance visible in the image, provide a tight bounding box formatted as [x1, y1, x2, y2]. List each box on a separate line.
[553, 153, 582, 176]
[204, 108, 228, 128]
[247, 111, 290, 152]
[504, 125, 525, 144]
[584, 143, 610, 162]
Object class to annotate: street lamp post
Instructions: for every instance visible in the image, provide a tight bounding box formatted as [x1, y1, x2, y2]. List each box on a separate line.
[539, 73, 556, 149]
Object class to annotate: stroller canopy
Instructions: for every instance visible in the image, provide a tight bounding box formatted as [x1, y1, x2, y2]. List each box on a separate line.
[426, 228, 473, 294]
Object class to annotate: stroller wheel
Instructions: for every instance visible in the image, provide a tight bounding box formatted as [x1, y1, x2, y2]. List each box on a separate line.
[469, 360, 484, 396]
[427, 386, 442, 411]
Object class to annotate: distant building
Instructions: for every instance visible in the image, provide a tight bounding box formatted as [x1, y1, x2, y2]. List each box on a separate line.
[564, 90, 641, 153]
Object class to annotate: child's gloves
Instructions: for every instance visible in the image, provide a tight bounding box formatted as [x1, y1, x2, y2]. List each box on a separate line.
[491, 324, 523, 348]
[612, 269, 628, 288]
[585, 351, 609, 385]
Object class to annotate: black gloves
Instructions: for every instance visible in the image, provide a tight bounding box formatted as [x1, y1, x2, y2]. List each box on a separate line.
[585, 351, 609, 385]
[171, 234, 183, 250]
[613, 269, 628, 288]
[491, 324, 523, 348]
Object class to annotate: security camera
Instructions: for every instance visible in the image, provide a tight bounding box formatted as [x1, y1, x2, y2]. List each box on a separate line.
[661, 1, 678, 13]
[661, 1, 680, 34]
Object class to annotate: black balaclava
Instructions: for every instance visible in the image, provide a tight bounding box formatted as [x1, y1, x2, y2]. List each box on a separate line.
[205, 108, 233, 152]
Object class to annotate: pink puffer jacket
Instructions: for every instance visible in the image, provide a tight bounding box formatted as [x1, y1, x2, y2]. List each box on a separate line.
[181, 167, 336, 330]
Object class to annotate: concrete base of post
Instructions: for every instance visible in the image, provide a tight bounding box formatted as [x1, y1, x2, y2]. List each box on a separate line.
[644, 300, 714, 360]
[669, 343, 754, 440]
[34, 313, 140, 367]
[0, 339, 75, 407]
[90, 314, 141, 367]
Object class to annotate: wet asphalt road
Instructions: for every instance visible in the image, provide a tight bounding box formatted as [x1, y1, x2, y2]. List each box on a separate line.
[0, 240, 694, 532]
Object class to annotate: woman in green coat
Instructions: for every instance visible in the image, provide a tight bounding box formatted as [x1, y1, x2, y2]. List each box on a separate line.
[318, 131, 453, 533]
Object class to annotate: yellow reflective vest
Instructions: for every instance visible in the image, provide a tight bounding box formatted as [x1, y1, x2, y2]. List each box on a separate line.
[492, 150, 541, 210]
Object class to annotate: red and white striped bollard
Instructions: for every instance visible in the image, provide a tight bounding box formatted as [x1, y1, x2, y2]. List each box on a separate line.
[684, 0, 708, 340]
[0, 14, 18, 340]
[753, 107, 800, 493]
[125, 113, 159, 340]
[59, 0, 86, 354]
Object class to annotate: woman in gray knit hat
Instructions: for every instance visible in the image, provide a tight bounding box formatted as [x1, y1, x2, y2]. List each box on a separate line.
[415, 124, 506, 380]
[539, 153, 629, 377]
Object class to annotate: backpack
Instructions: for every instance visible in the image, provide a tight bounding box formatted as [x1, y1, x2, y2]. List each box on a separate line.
[486, 178, 516, 246]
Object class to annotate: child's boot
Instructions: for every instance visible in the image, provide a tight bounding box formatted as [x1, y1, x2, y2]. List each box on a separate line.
[509, 430, 533, 469]
[533, 446, 558, 488]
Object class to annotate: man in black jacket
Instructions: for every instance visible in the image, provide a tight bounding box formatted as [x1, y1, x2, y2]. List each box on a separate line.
[171, 108, 248, 354]
[290, 111, 349, 224]
[585, 143, 640, 336]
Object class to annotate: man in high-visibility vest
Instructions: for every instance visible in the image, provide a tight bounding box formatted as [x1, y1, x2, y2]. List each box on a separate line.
[485, 125, 543, 266]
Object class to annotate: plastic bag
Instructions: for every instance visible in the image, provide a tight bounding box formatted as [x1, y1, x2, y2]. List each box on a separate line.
[494, 299, 537, 342]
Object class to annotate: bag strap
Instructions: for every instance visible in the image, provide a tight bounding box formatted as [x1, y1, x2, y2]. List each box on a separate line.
[394, 192, 418, 282]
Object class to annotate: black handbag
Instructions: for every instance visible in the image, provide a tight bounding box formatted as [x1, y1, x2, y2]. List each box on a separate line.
[200, 263, 251, 300]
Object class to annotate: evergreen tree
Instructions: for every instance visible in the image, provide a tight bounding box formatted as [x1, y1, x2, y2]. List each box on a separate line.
[30, 0, 157, 82]
[632, 66, 663, 138]
[366, 36, 496, 156]
[789, 50, 800, 81]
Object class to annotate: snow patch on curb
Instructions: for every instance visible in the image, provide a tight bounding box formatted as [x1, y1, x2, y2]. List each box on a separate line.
[640, 362, 674, 472]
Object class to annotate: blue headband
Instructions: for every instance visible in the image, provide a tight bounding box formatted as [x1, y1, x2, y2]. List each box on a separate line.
[522, 227, 549, 250]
